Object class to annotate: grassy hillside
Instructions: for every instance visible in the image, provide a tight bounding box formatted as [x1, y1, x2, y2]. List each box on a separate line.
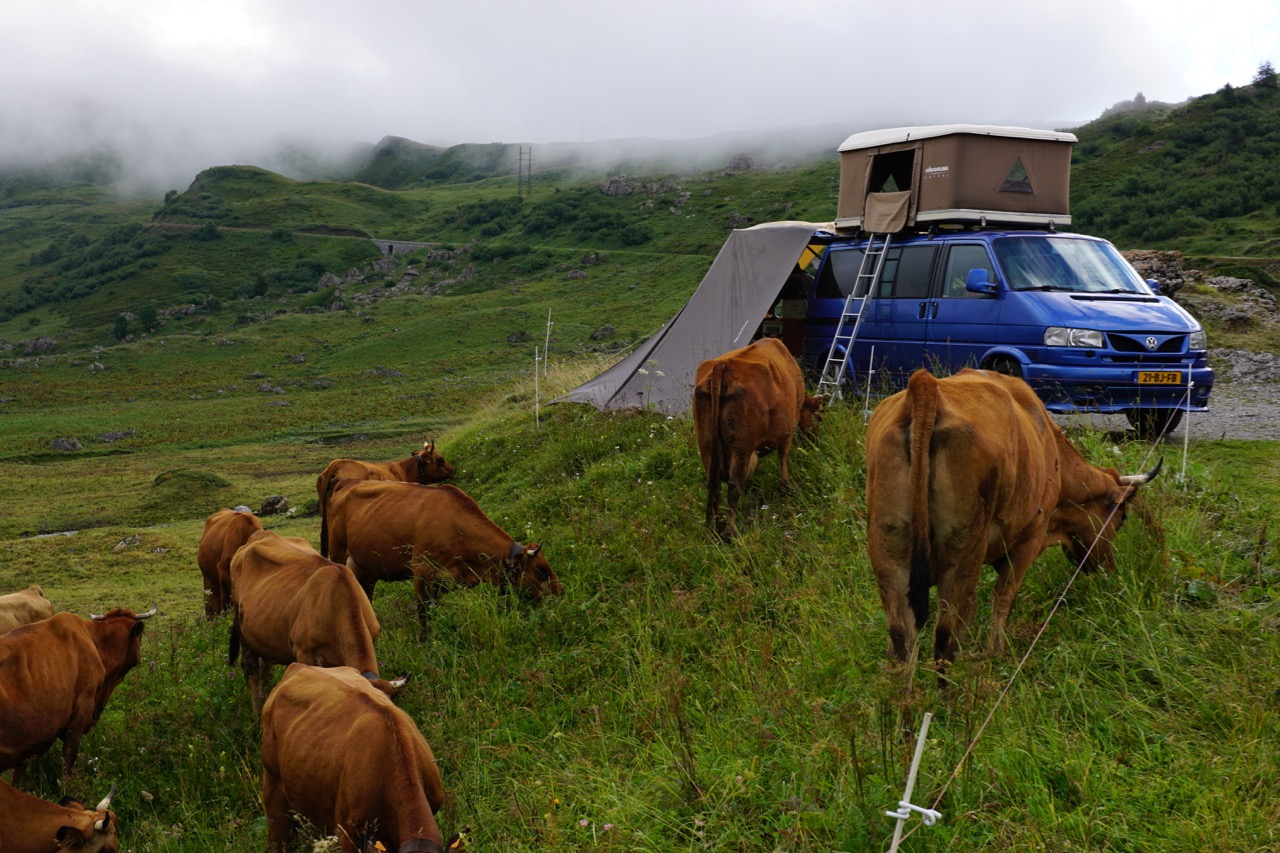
[2, 353, 1277, 851]
[1071, 81, 1280, 255]
[0, 157, 838, 350]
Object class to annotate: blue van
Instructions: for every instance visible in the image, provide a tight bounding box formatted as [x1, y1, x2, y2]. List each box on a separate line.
[801, 227, 1213, 439]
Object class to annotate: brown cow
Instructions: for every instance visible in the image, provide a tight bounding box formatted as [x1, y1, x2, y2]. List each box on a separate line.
[0, 778, 117, 853]
[261, 664, 461, 853]
[693, 337, 823, 539]
[196, 509, 264, 618]
[0, 606, 154, 788]
[317, 440, 456, 558]
[229, 529, 404, 715]
[0, 585, 54, 635]
[866, 369, 1161, 668]
[325, 481, 563, 636]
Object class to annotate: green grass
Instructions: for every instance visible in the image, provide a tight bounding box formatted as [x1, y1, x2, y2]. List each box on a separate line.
[3, 346, 1277, 851]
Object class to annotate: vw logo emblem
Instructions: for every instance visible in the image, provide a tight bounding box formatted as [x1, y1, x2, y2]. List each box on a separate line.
[1145, 336, 1158, 350]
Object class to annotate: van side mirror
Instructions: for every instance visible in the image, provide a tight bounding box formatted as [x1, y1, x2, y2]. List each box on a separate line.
[1145, 278, 1162, 295]
[965, 268, 998, 295]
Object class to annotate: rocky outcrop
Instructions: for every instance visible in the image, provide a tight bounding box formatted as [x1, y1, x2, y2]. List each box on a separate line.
[1123, 249, 1188, 297]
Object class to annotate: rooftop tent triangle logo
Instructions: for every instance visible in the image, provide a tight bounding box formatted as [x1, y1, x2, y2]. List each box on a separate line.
[1000, 157, 1033, 193]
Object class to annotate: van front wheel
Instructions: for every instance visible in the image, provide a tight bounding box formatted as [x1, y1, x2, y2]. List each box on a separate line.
[1125, 407, 1184, 441]
[985, 357, 1022, 379]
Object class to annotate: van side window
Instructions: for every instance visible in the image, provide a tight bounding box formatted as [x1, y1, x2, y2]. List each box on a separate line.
[942, 245, 995, 298]
[815, 248, 865, 298]
[875, 246, 936, 299]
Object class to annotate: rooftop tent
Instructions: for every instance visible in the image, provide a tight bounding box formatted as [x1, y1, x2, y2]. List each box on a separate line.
[835, 124, 1078, 231]
[552, 220, 829, 415]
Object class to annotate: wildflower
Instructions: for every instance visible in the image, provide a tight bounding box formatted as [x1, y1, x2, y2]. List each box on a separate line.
[580, 819, 590, 828]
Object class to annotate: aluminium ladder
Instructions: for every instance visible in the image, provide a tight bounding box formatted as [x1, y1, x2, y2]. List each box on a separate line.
[815, 232, 892, 399]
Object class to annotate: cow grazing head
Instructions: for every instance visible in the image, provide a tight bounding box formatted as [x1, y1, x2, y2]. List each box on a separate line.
[413, 439, 457, 484]
[799, 395, 826, 432]
[1056, 458, 1162, 572]
[55, 785, 118, 852]
[503, 542, 564, 600]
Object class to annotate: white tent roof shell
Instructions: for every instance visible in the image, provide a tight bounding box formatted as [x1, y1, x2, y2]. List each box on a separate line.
[838, 123, 1078, 152]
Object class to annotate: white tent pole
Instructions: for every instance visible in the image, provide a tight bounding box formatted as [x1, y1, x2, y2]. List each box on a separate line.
[1181, 377, 1193, 479]
[544, 309, 553, 377]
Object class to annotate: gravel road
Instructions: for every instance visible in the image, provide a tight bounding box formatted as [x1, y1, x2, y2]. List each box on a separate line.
[1063, 380, 1280, 441]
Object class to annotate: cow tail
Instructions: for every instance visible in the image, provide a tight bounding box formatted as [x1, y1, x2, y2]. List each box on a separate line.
[228, 607, 241, 666]
[318, 473, 337, 558]
[708, 362, 728, 504]
[906, 370, 938, 631]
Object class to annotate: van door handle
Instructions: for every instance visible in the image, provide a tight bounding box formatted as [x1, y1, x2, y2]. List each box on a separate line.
[918, 301, 939, 319]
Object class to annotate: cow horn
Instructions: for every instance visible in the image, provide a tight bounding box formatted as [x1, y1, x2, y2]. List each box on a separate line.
[424, 439, 435, 451]
[1118, 456, 1164, 486]
[96, 783, 116, 812]
[136, 603, 159, 619]
[390, 673, 410, 690]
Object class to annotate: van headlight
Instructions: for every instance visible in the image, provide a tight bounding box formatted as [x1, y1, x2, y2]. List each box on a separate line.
[1188, 329, 1207, 350]
[1045, 327, 1104, 348]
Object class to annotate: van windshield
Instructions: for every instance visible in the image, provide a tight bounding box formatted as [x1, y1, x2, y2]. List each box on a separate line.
[993, 236, 1149, 294]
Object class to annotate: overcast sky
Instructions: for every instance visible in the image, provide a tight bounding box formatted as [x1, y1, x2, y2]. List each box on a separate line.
[4, 0, 1278, 193]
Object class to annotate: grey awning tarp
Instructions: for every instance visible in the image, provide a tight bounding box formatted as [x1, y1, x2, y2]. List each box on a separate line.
[553, 220, 829, 415]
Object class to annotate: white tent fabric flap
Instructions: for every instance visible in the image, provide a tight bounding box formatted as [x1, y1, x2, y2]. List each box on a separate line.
[552, 220, 828, 415]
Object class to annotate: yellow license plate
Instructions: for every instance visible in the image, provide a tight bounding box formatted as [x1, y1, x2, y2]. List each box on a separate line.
[1137, 371, 1183, 385]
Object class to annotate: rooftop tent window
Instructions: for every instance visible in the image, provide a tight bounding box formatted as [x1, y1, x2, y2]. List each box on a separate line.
[1000, 157, 1033, 193]
[868, 150, 915, 193]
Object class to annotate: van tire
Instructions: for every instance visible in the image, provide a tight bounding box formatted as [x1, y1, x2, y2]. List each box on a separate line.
[985, 356, 1022, 379]
[1125, 407, 1184, 441]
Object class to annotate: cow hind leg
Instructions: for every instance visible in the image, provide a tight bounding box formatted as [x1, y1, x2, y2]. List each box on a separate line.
[722, 477, 741, 539]
[933, 558, 983, 669]
[873, 573, 918, 663]
[263, 770, 295, 853]
[242, 648, 267, 715]
[705, 479, 722, 533]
